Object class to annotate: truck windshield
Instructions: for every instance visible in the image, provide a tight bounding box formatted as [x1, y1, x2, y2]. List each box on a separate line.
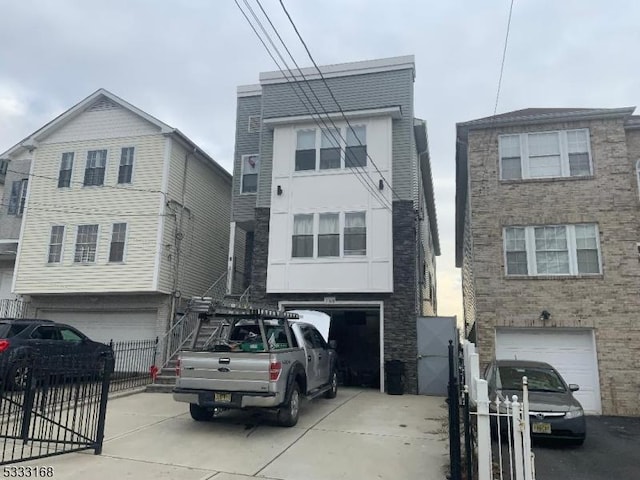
[205, 319, 295, 352]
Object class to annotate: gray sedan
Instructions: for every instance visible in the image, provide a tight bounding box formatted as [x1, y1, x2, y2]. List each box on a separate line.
[484, 359, 586, 445]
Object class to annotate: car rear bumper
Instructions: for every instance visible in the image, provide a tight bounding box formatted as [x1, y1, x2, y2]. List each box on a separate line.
[494, 414, 586, 440]
[173, 387, 285, 409]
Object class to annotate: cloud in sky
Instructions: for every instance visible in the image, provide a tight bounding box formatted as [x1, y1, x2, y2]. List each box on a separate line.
[2, 0, 639, 320]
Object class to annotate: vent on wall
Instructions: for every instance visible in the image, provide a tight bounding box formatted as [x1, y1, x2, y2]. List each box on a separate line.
[248, 115, 261, 133]
[88, 97, 119, 112]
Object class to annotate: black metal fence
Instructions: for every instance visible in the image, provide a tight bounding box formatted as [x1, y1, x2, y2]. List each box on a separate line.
[0, 351, 113, 464]
[108, 338, 158, 394]
[448, 340, 475, 480]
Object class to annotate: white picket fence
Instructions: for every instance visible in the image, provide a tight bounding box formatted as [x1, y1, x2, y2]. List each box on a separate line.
[463, 341, 536, 480]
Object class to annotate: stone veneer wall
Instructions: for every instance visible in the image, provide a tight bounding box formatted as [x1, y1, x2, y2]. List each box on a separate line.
[250, 203, 420, 394]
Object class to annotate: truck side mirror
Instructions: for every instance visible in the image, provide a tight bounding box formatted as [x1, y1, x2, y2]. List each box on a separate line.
[329, 340, 337, 350]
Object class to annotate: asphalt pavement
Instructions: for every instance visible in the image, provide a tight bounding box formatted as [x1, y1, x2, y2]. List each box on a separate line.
[533, 415, 640, 480]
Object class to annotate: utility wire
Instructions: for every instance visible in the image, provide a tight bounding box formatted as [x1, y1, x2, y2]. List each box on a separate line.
[0, 202, 175, 218]
[278, 0, 403, 202]
[235, 0, 392, 210]
[493, 0, 515, 116]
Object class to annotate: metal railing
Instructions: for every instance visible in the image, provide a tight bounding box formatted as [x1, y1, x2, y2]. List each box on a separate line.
[156, 271, 227, 369]
[109, 339, 158, 394]
[0, 298, 33, 319]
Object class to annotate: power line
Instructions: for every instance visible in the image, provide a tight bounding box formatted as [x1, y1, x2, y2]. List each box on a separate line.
[0, 202, 175, 218]
[235, 0, 393, 210]
[493, 0, 515, 116]
[278, 0, 403, 202]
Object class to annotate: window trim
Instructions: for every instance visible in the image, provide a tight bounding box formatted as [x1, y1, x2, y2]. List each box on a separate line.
[47, 225, 66, 264]
[294, 124, 368, 173]
[499, 129, 592, 181]
[83, 149, 108, 187]
[503, 224, 602, 277]
[240, 154, 260, 194]
[117, 147, 135, 185]
[291, 211, 368, 260]
[108, 222, 128, 263]
[58, 152, 74, 188]
[74, 224, 100, 264]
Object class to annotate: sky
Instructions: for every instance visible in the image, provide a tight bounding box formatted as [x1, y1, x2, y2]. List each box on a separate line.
[1, 0, 639, 320]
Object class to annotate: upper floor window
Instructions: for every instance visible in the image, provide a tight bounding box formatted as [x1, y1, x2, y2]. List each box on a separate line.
[58, 152, 74, 188]
[499, 129, 591, 180]
[344, 212, 366, 256]
[109, 223, 127, 262]
[241, 154, 259, 193]
[48, 225, 65, 263]
[118, 147, 134, 184]
[292, 214, 314, 257]
[295, 125, 367, 172]
[318, 213, 339, 257]
[7, 179, 28, 216]
[504, 224, 600, 276]
[74, 224, 99, 263]
[291, 211, 367, 259]
[0, 159, 8, 175]
[84, 150, 107, 186]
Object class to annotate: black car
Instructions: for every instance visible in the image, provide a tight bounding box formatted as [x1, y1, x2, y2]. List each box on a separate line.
[0, 318, 113, 389]
[484, 359, 586, 445]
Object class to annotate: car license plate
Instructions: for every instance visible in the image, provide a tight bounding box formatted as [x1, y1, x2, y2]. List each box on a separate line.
[532, 422, 551, 434]
[214, 392, 231, 403]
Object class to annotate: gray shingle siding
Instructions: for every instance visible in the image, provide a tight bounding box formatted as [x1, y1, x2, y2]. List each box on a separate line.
[232, 94, 262, 223]
[256, 68, 416, 206]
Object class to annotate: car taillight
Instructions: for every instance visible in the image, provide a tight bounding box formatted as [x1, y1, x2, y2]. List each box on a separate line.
[0, 339, 9, 353]
[175, 358, 181, 377]
[270, 361, 282, 381]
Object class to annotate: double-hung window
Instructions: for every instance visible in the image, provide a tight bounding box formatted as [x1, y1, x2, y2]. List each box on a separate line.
[8, 179, 28, 216]
[74, 224, 99, 263]
[241, 154, 259, 193]
[292, 214, 314, 257]
[84, 150, 107, 186]
[118, 147, 134, 184]
[48, 226, 65, 263]
[295, 130, 316, 171]
[345, 126, 367, 168]
[499, 129, 591, 180]
[109, 223, 127, 262]
[318, 213, 339, 257]
[344, 212, 366, 256]
[320, 129, 341, 170]
[504, 224, 601, 276]
[58, 152, 74, 188]
[295, 125, 367, 171]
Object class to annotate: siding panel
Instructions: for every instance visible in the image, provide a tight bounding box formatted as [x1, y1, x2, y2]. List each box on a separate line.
[232, 95, 261, 222]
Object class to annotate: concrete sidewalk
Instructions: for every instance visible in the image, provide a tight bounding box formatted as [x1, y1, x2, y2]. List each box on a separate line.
[23, 388, 449, 479]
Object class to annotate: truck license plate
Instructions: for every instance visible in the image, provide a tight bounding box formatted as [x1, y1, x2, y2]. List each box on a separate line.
[214, 393, 231, 403]
[532, 422, 551, 434]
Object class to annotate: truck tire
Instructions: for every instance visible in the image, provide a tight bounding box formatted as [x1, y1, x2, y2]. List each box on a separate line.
[324, 370, 338, 399]
[278, 382, 300, 427]
[189, 403, 214, 422]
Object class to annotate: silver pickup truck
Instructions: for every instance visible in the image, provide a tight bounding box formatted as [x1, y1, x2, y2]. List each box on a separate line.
[173, 311, 338, 427]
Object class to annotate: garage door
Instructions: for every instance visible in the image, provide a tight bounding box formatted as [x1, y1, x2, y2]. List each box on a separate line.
[495, 329, 601, 414]
[39, 310, 158, 344]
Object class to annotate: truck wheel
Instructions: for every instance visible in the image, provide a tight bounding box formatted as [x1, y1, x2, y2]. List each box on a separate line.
[324, 370, 338, 399]
[189, 403, 214, 422]
[278, 383, 300, 427]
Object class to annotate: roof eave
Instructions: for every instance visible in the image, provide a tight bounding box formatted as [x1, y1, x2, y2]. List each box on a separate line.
[414, 120, 440, 257]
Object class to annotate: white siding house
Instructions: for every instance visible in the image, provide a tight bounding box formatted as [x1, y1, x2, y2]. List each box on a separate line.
[0, 89, 231, 343]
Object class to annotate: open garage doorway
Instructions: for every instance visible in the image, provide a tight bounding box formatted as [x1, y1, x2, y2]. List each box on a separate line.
[280, 301, 384, 392]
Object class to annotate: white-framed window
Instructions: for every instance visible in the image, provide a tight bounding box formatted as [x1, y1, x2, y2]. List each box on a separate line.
[248, 115, 261, 133]
[0, 159, 7, 176]
[503, 224, 601, 276]
[118, 147, 134, 184]
[8, 179, 28, 216]
[318, 213, 339, 257]
[109, 223, 127, 262]
[344, 211, 367, 256]
[499, 129, 591, 180]
[84, 150, 107, 186]
[295, 125, 367, 172]
[48, 225, 65, 264]
[58, 152, 74, 188]
[292, 214, 314, 257]
[241, 154, 259, 193]
[74, 224, 99, 263]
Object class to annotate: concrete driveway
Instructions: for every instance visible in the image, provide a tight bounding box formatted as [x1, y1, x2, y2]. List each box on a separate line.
[533, 416, 640, 480]
[23, 388, 449, 480]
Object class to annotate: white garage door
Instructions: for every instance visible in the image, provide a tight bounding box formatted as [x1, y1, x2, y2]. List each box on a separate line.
[39, 310, 158, 344]
[495, 329, 601, 414]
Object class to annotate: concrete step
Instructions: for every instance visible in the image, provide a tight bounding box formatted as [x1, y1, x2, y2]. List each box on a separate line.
[145, 383, 175, 394]
[160, 368, 176, 377]
[153, 375, 177, 385]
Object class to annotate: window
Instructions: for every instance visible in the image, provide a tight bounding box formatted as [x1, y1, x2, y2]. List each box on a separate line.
[504, 224, 601, 276]
[292, 214, 314, 257]
[320, 128, 341, 169]
[109, 223, 127, 262]
[59, 327, 83, 342]
[318, 213, 339, 257]
[74, 224, 99, 263]
[241, 154, 259, 193]
[499, 129, 591, 180]
[345, 126, 367, 168]
[8, 179, 28, 216]
[58, 152, 74, 188]
[0, 159, 8, 175]
[295, 130, 316, 171]
[344, 212, 366, 256]
[84, 150, 107, 186]
[118, 147, 134, 184]
[48, 226, 65, 263]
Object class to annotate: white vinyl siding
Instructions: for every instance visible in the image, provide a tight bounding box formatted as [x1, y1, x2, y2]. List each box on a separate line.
[503, 224, 601, 276]
[499, 129, 592, 180]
